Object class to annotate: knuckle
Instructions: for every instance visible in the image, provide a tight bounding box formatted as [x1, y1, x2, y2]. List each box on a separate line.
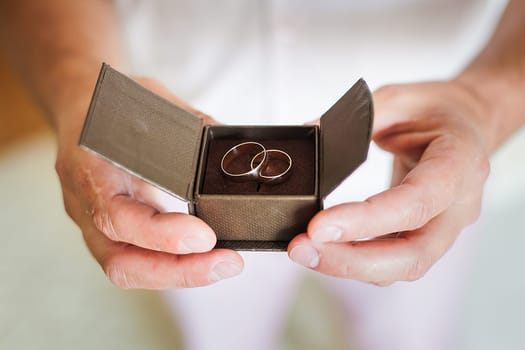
[55, 156, 86, 186]
[319, 256, 360, 280]
[374, 84, 403, 100]
[93, 208, 118, 241]
[55, 156, 75, 189]
[404, 200, 430, 230]
[342, 263, 356, 279]
[54, 158, 69, 181]
[104, 261, 136, 289]
[404, 253, 433, 281]
[465, 200, 482, 225]
[463, 152, 490, 189]
[476, 155, 491, 182]
[371, 281, 393, 287]
[63, 199, 75, 219]
[176, 271, 193, 289]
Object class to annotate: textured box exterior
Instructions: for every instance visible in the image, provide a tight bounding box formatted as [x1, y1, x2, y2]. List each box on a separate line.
[79, 64, 373, 251]
[196, 195, 319, 249]
[193, 125, 319, 250]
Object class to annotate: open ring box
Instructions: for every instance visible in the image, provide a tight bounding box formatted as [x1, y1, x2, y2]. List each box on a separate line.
[79, 64, 373, 251]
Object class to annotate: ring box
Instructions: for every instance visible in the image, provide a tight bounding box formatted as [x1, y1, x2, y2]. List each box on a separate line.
[80, 64, 373, 251]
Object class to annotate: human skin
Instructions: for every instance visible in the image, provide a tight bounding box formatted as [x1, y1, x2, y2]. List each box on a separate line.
[1, 1, 524, 288]
[288, 1, 525, 285]
[0, 1, 243, 289]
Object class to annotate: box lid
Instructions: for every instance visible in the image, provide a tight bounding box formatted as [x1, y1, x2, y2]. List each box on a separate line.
[319, 79, 373, 199]
[79, 64, 203, 201]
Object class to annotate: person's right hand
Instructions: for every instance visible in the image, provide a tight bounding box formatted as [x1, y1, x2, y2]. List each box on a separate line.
[55, 77, 244, 289]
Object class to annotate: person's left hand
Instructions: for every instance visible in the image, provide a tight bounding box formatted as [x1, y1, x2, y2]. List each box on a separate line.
[55, 75, 243, 289]
[288, 81, 493, 285]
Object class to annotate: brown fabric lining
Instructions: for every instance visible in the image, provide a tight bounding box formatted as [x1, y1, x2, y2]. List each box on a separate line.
[201, 133, 315, 195]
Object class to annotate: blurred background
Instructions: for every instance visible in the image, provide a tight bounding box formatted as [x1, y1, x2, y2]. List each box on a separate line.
[1, 1, 525, 349]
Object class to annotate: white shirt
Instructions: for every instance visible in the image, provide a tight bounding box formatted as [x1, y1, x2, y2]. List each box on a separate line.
[114, 0, 506, 125]
[114, 0, 507, 204]
[110, 2, 511, 350]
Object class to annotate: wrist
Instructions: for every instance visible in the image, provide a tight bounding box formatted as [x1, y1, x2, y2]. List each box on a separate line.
[454, 66, 525, 152]
[48, 61, 111, 145]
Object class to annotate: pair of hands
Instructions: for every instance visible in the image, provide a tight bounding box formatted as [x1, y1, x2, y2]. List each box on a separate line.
[56, 77, 491, 289]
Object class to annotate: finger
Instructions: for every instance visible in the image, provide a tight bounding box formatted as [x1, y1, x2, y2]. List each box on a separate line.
[372, 83, 437, 134]
[93, 194, 216, 254]
[289, 209, 463, 284]
[372, 84, 415, 133]
[127, 175, 190, 214]
[103, 244, 244, 289]
[390, 156, 411, 187]
[308, 137, 468, 243]
[65, 192, 243, 289]
[304, 119, 320, 126]
[82, 222, 242, 289]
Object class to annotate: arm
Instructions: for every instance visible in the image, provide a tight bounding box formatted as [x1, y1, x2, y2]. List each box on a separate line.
[456, 0, 525, 150]
[288, 0, 525, 284]
[0, 1, 123, 132]
[0, 0, 243, 288]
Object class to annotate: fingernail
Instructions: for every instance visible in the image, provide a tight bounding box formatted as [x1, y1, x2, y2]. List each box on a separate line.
[179, 235, 212, 253]
[209, 261, 242, 282]
[290, 245, 320, 268]
[312, 226, 342, 243]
